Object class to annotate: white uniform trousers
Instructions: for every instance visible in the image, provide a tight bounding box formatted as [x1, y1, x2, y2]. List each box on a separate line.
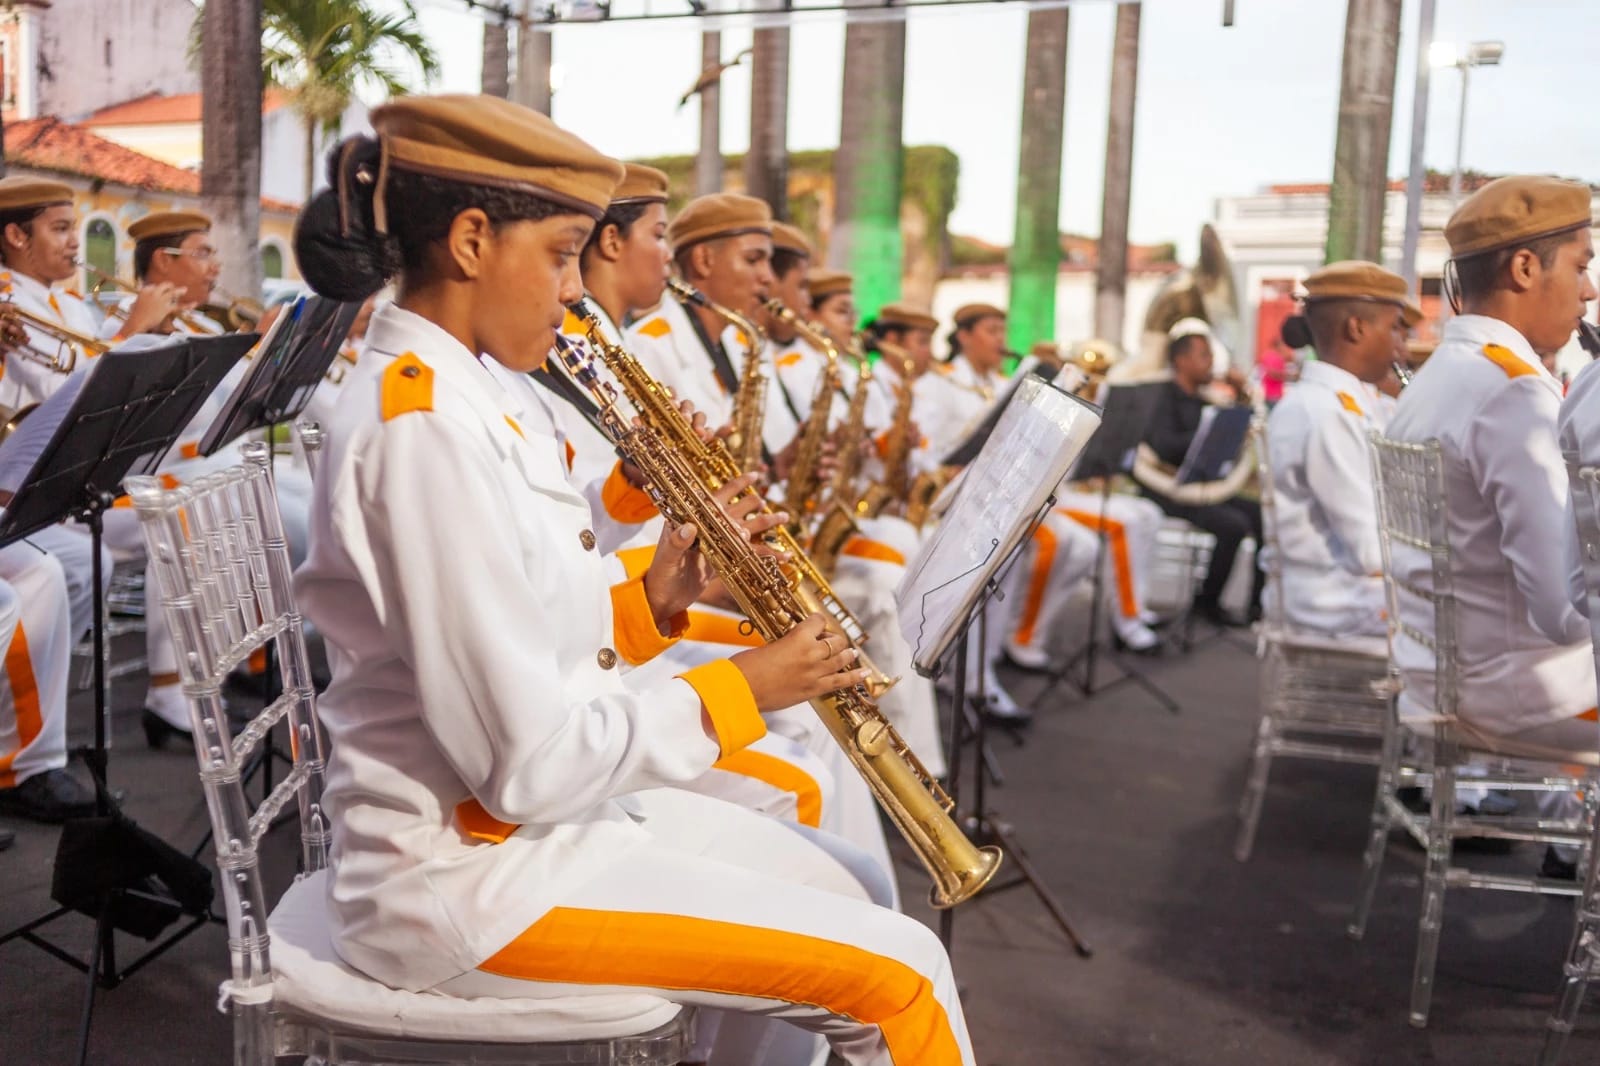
[1053, 490, 1163, 622]
[437, 787, 973, 1066]
[22, 523, 112, 644]
[1002, 510, 1099, 664]
[0, 545, 72, 786]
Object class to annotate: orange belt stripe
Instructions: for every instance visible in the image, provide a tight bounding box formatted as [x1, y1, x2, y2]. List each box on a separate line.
[481, 908, 963, 1066]
[0, 622, 42, 790]
[1059, 508, 1139, 619]
[1011, 524, 1058, 648]
[841, 537, 905, 567]
[712, 748, 824, 828]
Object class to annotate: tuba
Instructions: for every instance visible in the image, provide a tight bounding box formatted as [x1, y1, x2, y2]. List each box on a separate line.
[555, 326, 1001, 908]
[668, 278, 767, 471]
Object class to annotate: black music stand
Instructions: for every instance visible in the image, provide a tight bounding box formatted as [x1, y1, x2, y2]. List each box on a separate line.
[0, 333, 252, 1066]
[1029, 383, 1181, 714]
[929, 499, 1093, 959]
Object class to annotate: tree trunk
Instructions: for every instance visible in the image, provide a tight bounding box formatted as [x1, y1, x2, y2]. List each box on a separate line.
[745, 20, 790, 219]
[1094, 3, 1140, 350]
[513, 4, 552, 117]
[1007, 8, 1069, 353]
[695, 31, 722, 196]
[1325, 0, 1402, 263]
[481, 19, 511, 98]
[832, 3, 906, 315]
[201, 0, 263, 302]
[302, 115, 315, 205]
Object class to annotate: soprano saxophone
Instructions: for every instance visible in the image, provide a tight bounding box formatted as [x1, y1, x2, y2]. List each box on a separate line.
[567, 301, 897, 696]
[554, 332, 1001, 908]
[668, 278, 768, 472]
[855, 333, 916, 520]
[762, 299, 844, 524]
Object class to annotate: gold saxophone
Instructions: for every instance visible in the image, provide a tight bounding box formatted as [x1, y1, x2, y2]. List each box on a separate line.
[555, 326, 1001, 908]
[565, 302, 899, 695]
[667, 278, 767, 472]
[829, 335, 877, 510]
[762, 299, 842, 525]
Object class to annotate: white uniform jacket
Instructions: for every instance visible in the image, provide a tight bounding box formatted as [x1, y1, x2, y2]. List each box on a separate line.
[1556, 358, 1600, 624]
[1262, 359, 1387, 636]
[0, 271, 101, 411]
[294, 304, 765, 992]
[917, 356, 1003, 461]
[1384, 314, 1594, 732]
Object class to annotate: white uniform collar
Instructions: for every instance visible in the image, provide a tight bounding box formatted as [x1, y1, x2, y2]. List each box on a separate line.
[6, 269, 57, 306]
[1443, 313, 1548, 378]
[1299, 358, 1369, 398]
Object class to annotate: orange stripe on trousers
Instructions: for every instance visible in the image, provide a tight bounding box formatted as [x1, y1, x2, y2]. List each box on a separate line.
[1059, 508, 1138, 619]
[0, 623, 42, 789]
[712, 748, 824, 827]
[480, 908, 962, 1066]
[684, 609, 767, 648]
[1011, 524, 1058, 648]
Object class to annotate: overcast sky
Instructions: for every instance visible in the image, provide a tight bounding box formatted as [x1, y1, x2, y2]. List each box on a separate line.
[390, 0, 1599, 258]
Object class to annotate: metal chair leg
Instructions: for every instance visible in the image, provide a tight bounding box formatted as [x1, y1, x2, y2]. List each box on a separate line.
[1233, 712, 1277, 863]
[1409, 734, 1457, 1028]
[1349, 706, 1404, 940]
[1540, 789, 1600, 1064]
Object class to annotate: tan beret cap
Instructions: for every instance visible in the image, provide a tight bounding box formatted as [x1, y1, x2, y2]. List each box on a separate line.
[1030, 341, 1061, 358]
[370, 94, 623, 224]
[953, 302, 1006, 328]
[128, 210, 213, 242]
[611, 163, 669, 206]
[0, 177, 73, 213]
[668, 193, 772, 252]
[806, 268, 853, 301]
[1445, 175, 1593, 259]
[771, 222, 813, 259]
[1069, 337, 1124, 368]
[876, 302, 939, 332]
[1303, 260, 1422, 326]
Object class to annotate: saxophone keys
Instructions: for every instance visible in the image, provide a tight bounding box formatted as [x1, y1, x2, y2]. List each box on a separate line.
[854, 719, 891, 757]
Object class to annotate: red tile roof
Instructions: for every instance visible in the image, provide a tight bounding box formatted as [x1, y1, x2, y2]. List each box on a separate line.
[83, 89, 291, 127]
[4, 116, 299, 212]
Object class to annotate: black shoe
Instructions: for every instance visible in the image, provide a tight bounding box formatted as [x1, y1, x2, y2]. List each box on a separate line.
[1193, 599, 1250, 628]
[0, 827, 12, 851]
[0, 769, 99, 823]
[142, 708, 194, 750]
[1543, 846, 1579, 881]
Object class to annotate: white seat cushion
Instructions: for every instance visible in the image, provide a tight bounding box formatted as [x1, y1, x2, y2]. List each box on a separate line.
[1257, 623, 1389, 661]
[268, 871, 682, 1042]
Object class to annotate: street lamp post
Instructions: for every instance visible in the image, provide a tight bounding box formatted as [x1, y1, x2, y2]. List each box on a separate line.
[1432, 40, 1504, 207]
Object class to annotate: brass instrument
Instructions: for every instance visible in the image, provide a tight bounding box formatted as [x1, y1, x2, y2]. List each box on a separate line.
[0, 298, 110, 373]
[83, 264, 232, 337]
[667, 278, 767, 471]
[1391, 360, 1414, 389]
[855, 333, 916, 520]
[905, 467, 956, 530]
[0, 402, 37, 445]
[200, 294, 265, 332]
[555, 325, 1000, 908]
[829, 335, 877, 511]
[565, 301, 898, 697]
[762, 299, 842, 523]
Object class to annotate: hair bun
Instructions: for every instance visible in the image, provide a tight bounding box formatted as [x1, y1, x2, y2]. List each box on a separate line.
[1280, 314, 1313, 350]
[293, 136, 390, 302]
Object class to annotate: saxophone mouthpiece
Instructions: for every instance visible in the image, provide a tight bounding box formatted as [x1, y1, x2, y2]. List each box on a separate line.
[667, 277, 707, 307]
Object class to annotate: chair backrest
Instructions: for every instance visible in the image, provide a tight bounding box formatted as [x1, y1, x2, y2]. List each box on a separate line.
[125, 441, 330, 1014]
[1250, 419, 1287, 627]
[1368, 432, 1456, 719]
[1564, 456, 1600, 709]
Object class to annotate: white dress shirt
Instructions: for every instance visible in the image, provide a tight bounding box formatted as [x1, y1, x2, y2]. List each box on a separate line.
[1263, 358, 1386, 636]
[1384, 314, 1595, 733]
[0, 270, 101, 411]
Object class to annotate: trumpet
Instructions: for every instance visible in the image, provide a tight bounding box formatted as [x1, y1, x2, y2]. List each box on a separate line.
[0, 298, 110, 373]
[81, 264, 229, 336]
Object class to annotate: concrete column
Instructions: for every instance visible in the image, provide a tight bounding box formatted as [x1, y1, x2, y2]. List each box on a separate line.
[1007, 8, 1069, 352]
[1325, 0, 1402, 263]
[1095, 3, 1140, 350]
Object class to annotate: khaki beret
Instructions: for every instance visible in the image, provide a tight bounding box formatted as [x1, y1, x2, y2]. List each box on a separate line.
[611, 163, 669, 206]
[1302, 260, 1422, 326]
[0, 177, 73, 214]
[771, 222, 813, 259]
[668, 193, 772, 252]
[1069, 337, 1124, 369]
[128, 210, 213, 242]
[806, 269, 853, 301]
[876, 302, 939, 332]
[953, 303, 1006, 328]
[1445, 175, 1593, 259]
[370, 94, 623, 225]
[1030, 341, 1061, 358]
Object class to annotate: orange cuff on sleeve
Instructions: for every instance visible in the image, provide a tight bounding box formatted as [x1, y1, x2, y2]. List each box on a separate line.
[602, 461, 658, 524]
[610, 572, 688, 666]
[455, 798, 519, 845]
[678, 658, 766, 757]
[617, 545, 656, 580]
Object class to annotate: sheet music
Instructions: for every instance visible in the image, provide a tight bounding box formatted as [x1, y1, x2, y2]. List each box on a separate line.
[897, 375, 1102, 673]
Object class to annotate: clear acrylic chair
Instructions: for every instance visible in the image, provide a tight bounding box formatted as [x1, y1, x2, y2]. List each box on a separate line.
[1348, 434, 1596, 1030]
[128, 442, 693, 1065]
[1540, 458, 1600, 1063]
[1234, 422, 1392, 862]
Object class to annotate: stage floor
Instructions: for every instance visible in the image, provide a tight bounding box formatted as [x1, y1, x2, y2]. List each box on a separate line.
[1, 627, 1595, 1064]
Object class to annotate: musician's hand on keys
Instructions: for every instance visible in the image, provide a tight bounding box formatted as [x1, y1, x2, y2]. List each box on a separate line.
[730, 613, 869, 711]
[644, 519, 716, 627]
[122, 282, 184, 337]
[0, 315, 27, 352]
[715, 471, 787, 556]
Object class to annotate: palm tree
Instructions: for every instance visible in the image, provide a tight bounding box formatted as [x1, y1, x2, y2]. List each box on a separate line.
[197, 0, 441, 203]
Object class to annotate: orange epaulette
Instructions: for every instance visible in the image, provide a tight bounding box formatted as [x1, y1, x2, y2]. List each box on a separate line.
[561, 309, 585, 336]
[380, 352, 435, 422]
[1335, 391, 1365, 417]
[1480, 343, 1537, 379]
[775, 351, 804, 369]
[635, 317, 671, 339]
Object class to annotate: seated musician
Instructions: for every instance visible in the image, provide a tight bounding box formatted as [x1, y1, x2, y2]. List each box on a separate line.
[1136, 318, 1263, 627]
[289, 94, 976, 1061]
[1265, 262, 1416, 638]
